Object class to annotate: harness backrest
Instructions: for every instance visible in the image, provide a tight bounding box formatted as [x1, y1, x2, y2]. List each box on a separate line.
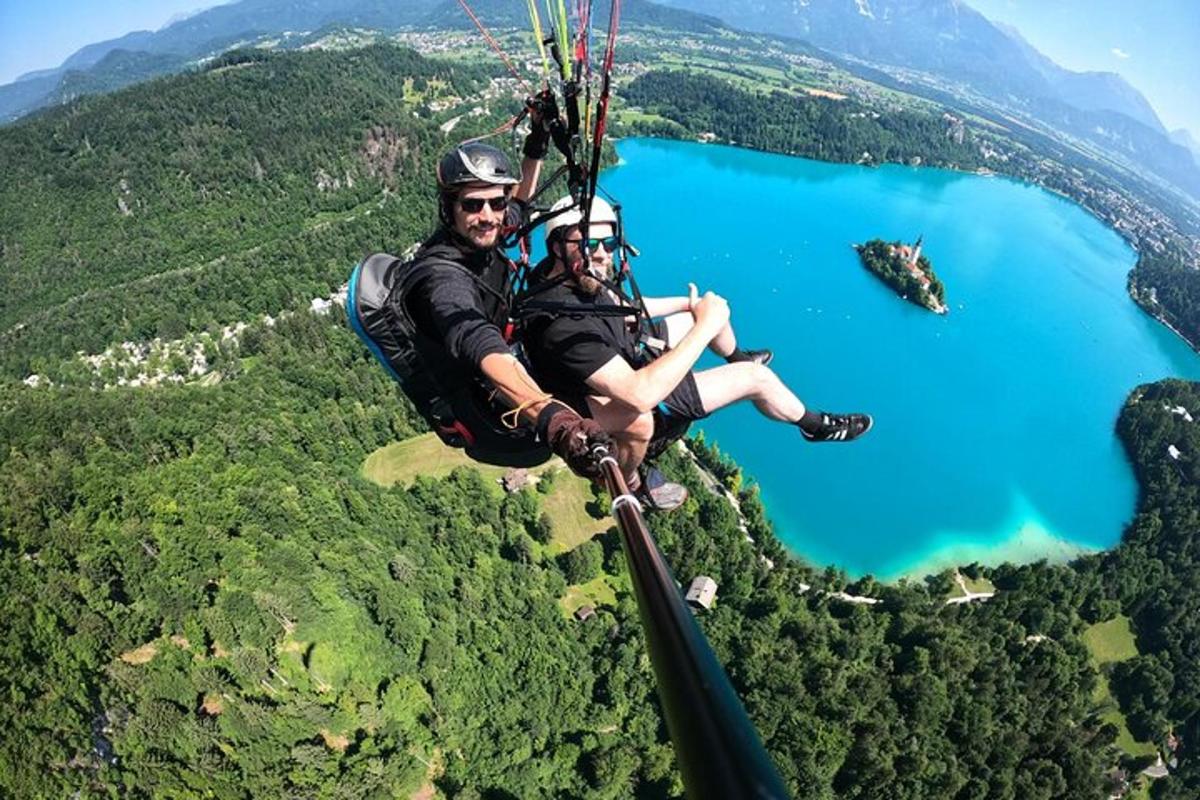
[347, 250, 531, 450]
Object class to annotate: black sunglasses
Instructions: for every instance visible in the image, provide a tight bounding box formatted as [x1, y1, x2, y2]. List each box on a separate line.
[458, 196, 509, 213]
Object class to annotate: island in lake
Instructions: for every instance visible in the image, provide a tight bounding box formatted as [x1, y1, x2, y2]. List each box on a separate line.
[855, 236, 948, 314]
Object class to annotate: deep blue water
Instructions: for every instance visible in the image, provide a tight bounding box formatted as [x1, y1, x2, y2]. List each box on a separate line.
[601, 138, 1200, 578]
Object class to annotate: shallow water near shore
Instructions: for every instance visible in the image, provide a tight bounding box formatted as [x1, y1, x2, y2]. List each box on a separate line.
[602, 138, 1200, 579]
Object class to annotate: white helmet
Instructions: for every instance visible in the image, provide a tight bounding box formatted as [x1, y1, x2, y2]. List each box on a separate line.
[542, 195, 618, 245]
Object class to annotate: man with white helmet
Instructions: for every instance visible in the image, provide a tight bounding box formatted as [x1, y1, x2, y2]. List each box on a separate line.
[521, 195, 873, 509]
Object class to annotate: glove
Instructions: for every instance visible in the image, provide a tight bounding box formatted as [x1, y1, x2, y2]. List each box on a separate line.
[536, 403, 612, 478]
[522, 90, 557, 160]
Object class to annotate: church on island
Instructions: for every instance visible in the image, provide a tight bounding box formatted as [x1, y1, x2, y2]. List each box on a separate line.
[853, 234, 948, 314]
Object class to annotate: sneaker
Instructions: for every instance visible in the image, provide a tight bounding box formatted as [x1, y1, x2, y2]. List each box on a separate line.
[635, 465, 689, 512]
[746, 348, 773, 366]
[800, 412, 873, 443]
[729, 348, 774, 366]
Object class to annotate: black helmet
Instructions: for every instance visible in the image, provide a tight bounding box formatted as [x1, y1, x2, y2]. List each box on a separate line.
[437, 142, 521, 190]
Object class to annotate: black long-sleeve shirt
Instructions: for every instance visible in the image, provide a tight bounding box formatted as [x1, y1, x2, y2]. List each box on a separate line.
[406, 204, 525, 371]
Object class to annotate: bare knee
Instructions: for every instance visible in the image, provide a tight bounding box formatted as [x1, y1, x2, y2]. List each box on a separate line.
[620, 411, 655, 444]
[745, 362, 775, 397]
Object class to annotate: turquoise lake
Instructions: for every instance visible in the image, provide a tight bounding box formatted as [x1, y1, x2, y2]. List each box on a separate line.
[601, 138, 1200, 579]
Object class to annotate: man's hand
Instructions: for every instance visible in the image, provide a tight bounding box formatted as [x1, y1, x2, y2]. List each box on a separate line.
[522, 90, 557, 160]
[692, 290, 730, 336]
[537, 403, 612, 478]
[526, 89, 558, 129]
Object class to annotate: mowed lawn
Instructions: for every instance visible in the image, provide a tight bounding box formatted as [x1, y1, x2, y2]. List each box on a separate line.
[1082, 615, 1139, 664]
[361, 433, 610, 553]
[1083, 615, 1157, 759]
[559, 576, 618, 619]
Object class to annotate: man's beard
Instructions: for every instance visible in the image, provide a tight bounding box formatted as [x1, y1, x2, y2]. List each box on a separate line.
[468, 225, 501, 249]
[576, 261, 611, 296]
[578, 273, 603, 295]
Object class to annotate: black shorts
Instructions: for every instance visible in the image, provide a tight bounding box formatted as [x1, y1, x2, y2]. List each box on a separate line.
[659, 371, 707, 421]
[566, 371, 706, 423]
[646, 372, 706, 459]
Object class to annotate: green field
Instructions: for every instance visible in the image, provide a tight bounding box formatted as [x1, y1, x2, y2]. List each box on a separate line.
[946, 572, 996, 599]
[1083, 616, 1157, 759]
[613, 109, 671, 125]
[362, 434, 610, 553]
[1083, 615, 1139, 664]
[559, 575, 618, 618]
[961, 575, 996, 594]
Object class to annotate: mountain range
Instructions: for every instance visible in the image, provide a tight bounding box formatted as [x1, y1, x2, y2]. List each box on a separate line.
[655, 0, 1199, 196]
[1, 0, 1195, 198]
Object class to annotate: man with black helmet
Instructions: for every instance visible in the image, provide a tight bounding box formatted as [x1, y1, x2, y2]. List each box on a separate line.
[400, 117, 610, 477]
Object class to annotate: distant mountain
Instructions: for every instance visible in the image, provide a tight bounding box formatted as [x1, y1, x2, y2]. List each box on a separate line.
[994, 22, 1165, 133]
[1171, 129, 1200, 165]
[423, 0, 726, 32]
[656, 0, 1196, 198]
[0, 0, 723, 125]
[0, 0, 444, 123]
[45, 49, 191, 108]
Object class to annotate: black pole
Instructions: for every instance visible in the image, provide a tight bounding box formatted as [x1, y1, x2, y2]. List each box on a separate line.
[595, 448, 791, 800]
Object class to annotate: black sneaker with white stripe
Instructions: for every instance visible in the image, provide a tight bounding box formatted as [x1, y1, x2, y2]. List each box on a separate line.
[800, 412, 873, 443]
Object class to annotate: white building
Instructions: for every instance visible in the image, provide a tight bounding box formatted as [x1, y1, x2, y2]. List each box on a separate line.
[685, 576, 718, 611]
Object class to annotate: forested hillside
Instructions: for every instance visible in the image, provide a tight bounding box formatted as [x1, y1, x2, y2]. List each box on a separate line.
[1, 42, 1197, 798]
[620, 70, 984, 169]
[0, 45, 489, 377]
[1129, 245, 1200, 353]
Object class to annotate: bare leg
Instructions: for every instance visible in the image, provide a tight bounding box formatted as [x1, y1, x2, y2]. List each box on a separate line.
[691, 362, 806, 422]
[584, 395, 654, 486]
[662, 311, 736, 358]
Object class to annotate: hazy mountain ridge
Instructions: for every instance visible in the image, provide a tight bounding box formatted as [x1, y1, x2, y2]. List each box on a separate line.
[1171, 128, 1200, 166]
[994, 21, 1165, 133]
[0, 0, 725, 124]
[0, 0, 444, 122]
[656, 0, 1197, 198]
[423, 0, 728, 31]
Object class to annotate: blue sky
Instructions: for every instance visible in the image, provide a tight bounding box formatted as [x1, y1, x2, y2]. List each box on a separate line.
[1, 0, 1196, 136]
[967, 0, 1199, 135]
[0, 0, 222, 83]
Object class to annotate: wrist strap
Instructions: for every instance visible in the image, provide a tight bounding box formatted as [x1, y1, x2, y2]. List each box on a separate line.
[500, 393, 554, 430]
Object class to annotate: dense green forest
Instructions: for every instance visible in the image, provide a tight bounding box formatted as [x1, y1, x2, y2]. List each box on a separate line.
[1129, 244, 1200, 353]
[854, 239, 946, 312]
[618, 70, 986, 170]
[2, 42, 1198, 798]
[0, 46, 491, 377]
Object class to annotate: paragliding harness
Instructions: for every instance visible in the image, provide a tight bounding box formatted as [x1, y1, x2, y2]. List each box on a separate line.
[346, 248, 550, 467]
[349, 0, 686, 461]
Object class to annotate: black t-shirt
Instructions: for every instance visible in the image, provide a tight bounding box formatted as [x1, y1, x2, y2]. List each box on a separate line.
[523, 281, 645, 408]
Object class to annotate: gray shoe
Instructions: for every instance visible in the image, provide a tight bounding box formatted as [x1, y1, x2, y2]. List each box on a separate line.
[636, 465, 689, 512]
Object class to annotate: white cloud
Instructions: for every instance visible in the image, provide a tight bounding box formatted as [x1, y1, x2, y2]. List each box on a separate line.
[1111, 47, 1131, 59]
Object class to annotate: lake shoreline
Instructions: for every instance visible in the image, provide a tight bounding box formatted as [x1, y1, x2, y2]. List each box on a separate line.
[607, 137, 1200, 580]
